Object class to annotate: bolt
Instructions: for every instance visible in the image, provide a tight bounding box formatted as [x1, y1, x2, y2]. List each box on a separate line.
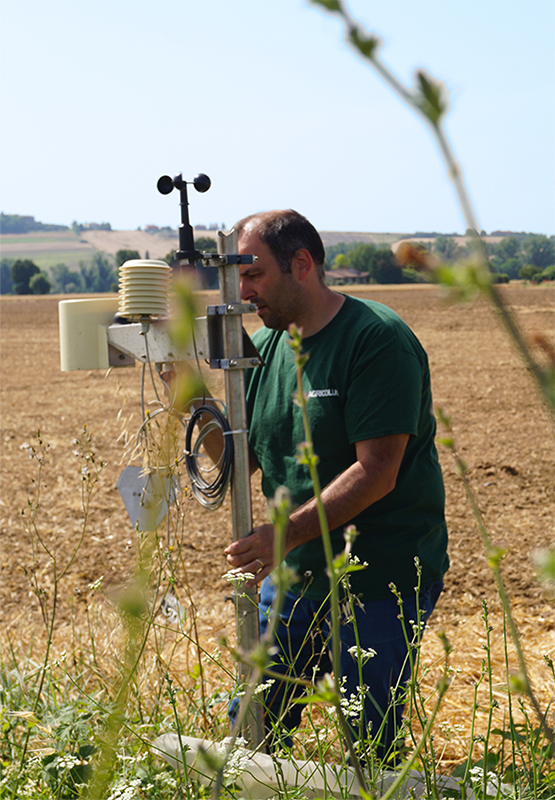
[229, 360, 237, 367]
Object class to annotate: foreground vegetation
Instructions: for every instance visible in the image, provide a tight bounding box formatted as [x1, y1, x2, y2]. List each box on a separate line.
[2, 3, 554, 798]
[1, 426, 554, 799]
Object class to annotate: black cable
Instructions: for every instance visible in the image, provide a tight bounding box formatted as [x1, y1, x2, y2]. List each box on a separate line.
[184, 404, 233, 509]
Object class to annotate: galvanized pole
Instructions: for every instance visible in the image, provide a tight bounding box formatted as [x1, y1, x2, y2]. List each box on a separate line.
[217, 229, 265, 748]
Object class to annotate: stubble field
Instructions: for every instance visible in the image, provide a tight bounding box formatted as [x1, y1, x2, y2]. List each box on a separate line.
[0, 282, 554, 767]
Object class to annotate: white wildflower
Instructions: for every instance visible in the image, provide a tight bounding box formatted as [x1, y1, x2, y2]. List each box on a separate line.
[52, 753, 84, 770]
[339, 685, 368, 720]
[254, 679, 275, 695]
[214, 736, 251, 783]
[107, 777, 142, 800]
[223, 568, 255, 587]
[347, 644, 377, 664]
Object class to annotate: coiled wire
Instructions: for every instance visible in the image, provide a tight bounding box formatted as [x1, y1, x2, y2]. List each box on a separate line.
[184, 404, 233, 509]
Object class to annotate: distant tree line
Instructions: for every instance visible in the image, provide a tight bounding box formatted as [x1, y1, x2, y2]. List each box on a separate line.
[325, 241, 426, 284]
[0, 259, 51, 294]
[486, 234, 554, 282]
[2, 231, 552, 294]
[0, 252, 122, 295]
[0, 213, 69, 234]
[325, 233, 555, 284]
[0, 240, 224, 295]
[71, 221, 112, 234]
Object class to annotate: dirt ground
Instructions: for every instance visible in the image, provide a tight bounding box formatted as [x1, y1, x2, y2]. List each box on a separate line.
[1, 283, 554, 764]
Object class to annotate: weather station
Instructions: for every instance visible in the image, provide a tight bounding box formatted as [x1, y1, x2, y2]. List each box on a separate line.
[58, 172, 266, 748]
[56, 175, 461, 799]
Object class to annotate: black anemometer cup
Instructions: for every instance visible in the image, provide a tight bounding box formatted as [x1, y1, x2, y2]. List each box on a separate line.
[157, 172, 212, 263]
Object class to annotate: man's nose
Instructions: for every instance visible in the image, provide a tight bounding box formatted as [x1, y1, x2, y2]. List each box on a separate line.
[240, 278, 253, 300]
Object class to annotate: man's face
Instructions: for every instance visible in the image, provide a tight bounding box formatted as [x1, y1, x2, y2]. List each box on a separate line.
[239, 231, 301, 331]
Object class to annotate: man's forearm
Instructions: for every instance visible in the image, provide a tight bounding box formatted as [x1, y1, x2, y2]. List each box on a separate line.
[285, 456, 397, 553]
[224, 434, 408, 585]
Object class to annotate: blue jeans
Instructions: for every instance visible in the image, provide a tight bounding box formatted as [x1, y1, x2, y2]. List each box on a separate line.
[255, 577, 443, 761]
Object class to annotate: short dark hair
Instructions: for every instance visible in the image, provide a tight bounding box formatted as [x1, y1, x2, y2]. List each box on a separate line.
[234, 210, 326, 280]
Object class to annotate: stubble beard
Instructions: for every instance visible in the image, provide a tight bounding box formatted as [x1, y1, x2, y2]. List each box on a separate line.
[259, 275, 303, 331]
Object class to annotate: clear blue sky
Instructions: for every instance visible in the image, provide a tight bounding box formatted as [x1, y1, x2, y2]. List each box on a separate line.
[1, 0, 553, 235]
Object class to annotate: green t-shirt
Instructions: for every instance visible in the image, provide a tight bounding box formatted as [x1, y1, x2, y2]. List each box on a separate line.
[245, 294, 449, 601]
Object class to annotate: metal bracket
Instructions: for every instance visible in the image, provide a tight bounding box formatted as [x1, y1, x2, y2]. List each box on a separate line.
[207, 303, 258, 316]
[212, 357, 264, 370]
[107, 318, 210, 363]
[200, 254, 256, 267]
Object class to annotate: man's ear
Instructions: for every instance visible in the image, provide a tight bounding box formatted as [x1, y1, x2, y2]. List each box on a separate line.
[291, 248, 313, 282]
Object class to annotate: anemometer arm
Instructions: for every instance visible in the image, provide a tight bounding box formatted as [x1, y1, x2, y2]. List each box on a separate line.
[157, 172, 211, 263]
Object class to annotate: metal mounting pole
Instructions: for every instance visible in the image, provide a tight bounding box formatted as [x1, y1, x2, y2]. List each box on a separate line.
[217, 229, 265, 749]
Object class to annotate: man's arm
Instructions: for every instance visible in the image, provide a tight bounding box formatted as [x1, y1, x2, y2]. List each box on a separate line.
[224, 432, 409, 586]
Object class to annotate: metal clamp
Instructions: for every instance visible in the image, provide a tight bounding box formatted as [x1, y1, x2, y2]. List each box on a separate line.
[207, 303, 258, 316]
[201, 254, 256, 267]
[211, 357, 264, 370]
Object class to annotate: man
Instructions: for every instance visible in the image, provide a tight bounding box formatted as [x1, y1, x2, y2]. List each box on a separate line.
[223, 210, 448, 760]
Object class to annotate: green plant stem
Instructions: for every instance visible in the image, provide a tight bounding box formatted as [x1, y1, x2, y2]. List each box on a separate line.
[313, 0, 555, 420]
[378, 671, 450, 800]
[289, 327, 369, 795]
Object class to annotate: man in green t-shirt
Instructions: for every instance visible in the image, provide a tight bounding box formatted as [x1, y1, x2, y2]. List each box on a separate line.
[224, 209, 448, 760]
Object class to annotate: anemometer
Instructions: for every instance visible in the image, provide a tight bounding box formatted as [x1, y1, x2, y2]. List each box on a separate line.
[58, 172, 265, 745]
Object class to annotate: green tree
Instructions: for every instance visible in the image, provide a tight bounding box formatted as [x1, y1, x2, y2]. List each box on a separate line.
[49, 263, 84, 293]
[0, 259, 14, 293]
[115, 249, 141, 266]
[433, 235, 463, 262]
[195, 235, 218, 253]
[370, 249, 403, 284]
[332, 253, 349, 269]
[522, 234, 554, 268]
[497, 257, 522, 281]
[29, 272, 51, 295]
[79, 253, 118, 293]
[348, 243, 377, 273]
[11, 259, 40, 294]
[324, 240, 366, 270]
[496, 235, 521, 261]
[519, 264, 542, 281]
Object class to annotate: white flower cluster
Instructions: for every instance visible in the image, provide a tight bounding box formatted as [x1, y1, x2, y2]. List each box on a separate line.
[107, 777, 144, 800]
[52, 753, 87, 771]
[347, 644, 377, 665]
[409, 617, 426, 638]
[215, 736, 251, 783]
[468, 765, 515, 797]
[20, 442, 35, 459]
[223, 568, 255, 587]
[253, 678, 275, 695]
[339, 684, 369, 720]
[88, 575, 104, 591]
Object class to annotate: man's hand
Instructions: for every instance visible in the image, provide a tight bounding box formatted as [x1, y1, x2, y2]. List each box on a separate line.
[224, 524, 275, 588]
[223, 433, 410, 590]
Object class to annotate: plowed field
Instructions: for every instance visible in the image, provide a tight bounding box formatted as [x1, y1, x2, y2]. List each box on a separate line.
[1, 283, 554, 764]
